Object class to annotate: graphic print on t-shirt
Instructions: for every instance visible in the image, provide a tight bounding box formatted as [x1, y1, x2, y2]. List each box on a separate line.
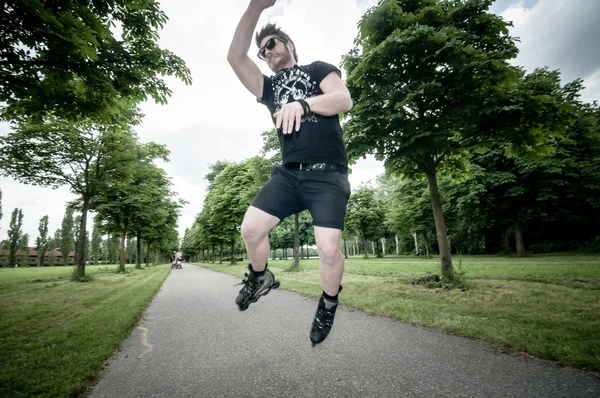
[273, 67, 318, 123]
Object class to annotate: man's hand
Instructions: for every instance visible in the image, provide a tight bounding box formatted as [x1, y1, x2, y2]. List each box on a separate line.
[250, 0, 277, 10]
[274, 101, 303, 135]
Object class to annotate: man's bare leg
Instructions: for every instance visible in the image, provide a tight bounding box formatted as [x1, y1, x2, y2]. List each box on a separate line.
[314, 226, 344, 295]
[240, 206, 280, 272]
[310, 226, 344, 345]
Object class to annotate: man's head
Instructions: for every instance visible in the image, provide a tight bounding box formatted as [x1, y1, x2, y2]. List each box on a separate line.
[256, 23, 298, 72]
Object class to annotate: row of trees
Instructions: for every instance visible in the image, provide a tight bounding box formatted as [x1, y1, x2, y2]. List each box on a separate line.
[0, 198, 169, 268]
[341, 0, 598, 277]
[0, 1, 191, 275]
[184, 0, 599, 280]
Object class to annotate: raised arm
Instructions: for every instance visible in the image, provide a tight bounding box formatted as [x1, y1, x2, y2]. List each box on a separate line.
[227, 0, 275, 98]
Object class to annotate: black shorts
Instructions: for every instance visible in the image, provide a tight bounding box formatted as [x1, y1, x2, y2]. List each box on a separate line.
[251, 165, 351, 230]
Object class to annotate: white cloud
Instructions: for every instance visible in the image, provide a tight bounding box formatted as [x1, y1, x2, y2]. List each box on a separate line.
[501, 0, 600, 101]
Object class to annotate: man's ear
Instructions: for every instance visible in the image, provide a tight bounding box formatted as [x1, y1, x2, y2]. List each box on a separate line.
[287, 41, 295, 53]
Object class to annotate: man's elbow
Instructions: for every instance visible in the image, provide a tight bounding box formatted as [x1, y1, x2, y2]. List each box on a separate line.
[227, 49, 243, 66]
[342, 95, 353, 113]
[227, 52, 238, 66]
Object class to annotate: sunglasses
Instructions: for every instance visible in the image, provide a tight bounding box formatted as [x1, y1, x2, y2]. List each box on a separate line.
[257, 37, 287, 60]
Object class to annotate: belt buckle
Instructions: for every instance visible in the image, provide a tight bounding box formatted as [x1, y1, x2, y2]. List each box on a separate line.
[314, 163, 325, 171]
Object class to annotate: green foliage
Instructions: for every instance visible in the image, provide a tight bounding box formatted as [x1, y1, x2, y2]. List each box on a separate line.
[344, 0, 578, 274]
[0, 0, 192, 123]
[186, 157, 272, 264]
[36, 215, 49, 267]
[6, 208, 23, 268]
[93, 145, 176, 271]
[345, 186, 387, 258]
[90, 218, 103, 265]
[60, 207, 75, 266]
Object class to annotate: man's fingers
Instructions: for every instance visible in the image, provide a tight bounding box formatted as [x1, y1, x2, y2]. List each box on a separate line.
[295, 108, 302, 131]
[275, 103, 304, 134]
[274, 111, 282, 129]
[283, 109, 292, 134]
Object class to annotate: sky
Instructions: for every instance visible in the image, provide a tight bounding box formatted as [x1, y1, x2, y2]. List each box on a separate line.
[1, 0, 599, 244]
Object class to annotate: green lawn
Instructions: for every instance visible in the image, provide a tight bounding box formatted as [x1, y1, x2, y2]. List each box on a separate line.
[0, 264, 171, 398]
[198, 254, 600, 371]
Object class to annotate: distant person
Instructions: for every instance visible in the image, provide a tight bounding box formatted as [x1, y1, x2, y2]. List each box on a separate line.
[228, 0, 353, 346]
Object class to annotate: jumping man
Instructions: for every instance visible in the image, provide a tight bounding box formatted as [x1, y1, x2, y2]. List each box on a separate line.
[227, 0, 353, 346]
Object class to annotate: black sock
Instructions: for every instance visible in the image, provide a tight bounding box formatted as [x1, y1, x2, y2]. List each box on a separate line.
[322, 290, 338, 302]
[250, 263, 267, 276]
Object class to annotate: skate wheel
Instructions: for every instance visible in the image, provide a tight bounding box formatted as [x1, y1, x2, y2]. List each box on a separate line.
[239, 304, 248, 311]
[273, 281, 280, 289]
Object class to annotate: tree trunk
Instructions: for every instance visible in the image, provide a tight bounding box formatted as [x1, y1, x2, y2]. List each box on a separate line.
[424, 166, 453, 279]
[362, 235, 369, 258]
[343, 239, 348, 259]
[424, 232, 431, 259]
[146, 241, 151, 267]
[272, 248, 276, 260]
[118, 230, 126, 273]
[230, 238, 236, 264]
[513, 221, 526, 257]
[412, 232, 419, 254]
[75, 197, 89, 278]
[376, 239, 383, 258]
[371, 241, 375, 256]
[135, 235, 142, 269]
[395, 234, 399, 255]
[503, 229, 510, 251]
[292, 213, 300, 270]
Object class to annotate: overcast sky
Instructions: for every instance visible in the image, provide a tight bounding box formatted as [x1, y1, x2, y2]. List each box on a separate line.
[1, 0, 599, 244]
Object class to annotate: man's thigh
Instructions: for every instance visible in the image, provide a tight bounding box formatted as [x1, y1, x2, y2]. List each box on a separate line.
[251, 166, 306, 221]
[299, 171, 351, 230]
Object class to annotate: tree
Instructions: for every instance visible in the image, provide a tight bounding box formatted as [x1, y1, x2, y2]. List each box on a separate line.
[94, 144, 170, 272]
[6, 208, 23, 267]
[36, 215, 49, 267]
[0, 116, 161, 277]
[343, 0, 572, 277]
[18, 233, 29, 265]
[202, 158, 271, 264]
[387, 178, 437, 257]
[90, 218, 103, 265]
[345, 187, 386, 259]
[60, 207, 75, 266]
[1, 0, 191, 123]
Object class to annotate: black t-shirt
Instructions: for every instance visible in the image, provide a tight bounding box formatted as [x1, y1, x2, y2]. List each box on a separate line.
[259, 61, 348, 165]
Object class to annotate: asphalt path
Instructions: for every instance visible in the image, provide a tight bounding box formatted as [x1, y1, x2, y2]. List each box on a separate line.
[88, 264, 600, 397]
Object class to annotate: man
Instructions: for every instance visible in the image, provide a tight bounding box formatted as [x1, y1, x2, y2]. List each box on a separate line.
[227, 0, 352, 346]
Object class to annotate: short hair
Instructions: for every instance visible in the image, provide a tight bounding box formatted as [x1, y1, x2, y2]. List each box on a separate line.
[255, 23, 298, 63]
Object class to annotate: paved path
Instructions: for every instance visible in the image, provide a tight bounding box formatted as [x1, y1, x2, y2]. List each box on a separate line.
[89, 265, 600, 397]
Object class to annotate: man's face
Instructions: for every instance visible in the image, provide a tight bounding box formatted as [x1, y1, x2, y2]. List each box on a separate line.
[260, 35, 294, 72]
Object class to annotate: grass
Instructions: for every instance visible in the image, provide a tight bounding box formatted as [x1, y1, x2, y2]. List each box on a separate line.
[0, 264, 171, 398]
[197, 254, 600, 371]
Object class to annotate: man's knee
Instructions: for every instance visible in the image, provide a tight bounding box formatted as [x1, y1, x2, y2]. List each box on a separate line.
[240, 221, 264, 244]
[317, 243, 341, 265]
[241, 207, 279, 244]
